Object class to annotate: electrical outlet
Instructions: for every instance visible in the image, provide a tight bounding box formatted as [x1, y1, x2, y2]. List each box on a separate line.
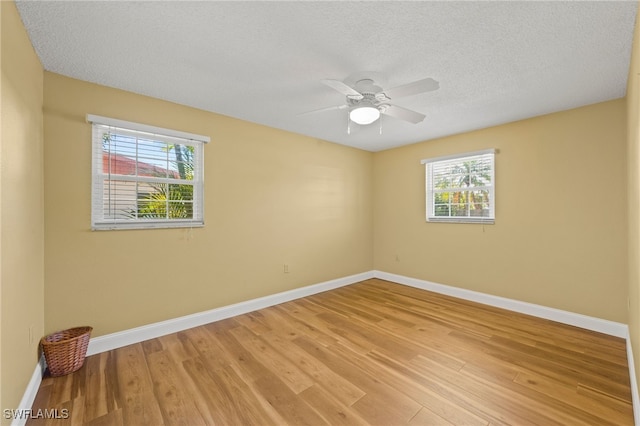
[283, 264, 290, 274]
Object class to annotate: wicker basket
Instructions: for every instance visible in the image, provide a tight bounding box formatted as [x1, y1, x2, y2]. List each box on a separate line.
[41, 326, 92, 377]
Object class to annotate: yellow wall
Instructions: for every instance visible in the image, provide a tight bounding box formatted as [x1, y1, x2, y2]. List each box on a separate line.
[0, 1, 44, 418]
[374, 99, 628, 323]
[43, 72, 373, 337]
[627, 0, 640, 401]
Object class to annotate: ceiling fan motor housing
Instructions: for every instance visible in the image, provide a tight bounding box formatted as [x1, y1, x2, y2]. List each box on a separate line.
[347, 92, 380, 109]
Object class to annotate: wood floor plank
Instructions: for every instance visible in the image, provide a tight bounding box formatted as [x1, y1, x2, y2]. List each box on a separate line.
[316, 311, 422, 361]
[145, 349, 207, 425]
[252, 306, 302, 339]
[577, 382, 636, 412]
[513, 370, 633, 424]
[69, 395, 86, 426]
[84, 408, 123, 426]
[293, 336, 426, 424]
[408, 352, 565, 426]
[141, 338, 163, 357]
[442, 352, 620, 426]
[81, 352, 110, 423]
[279, 303, 372, 356]
[27, 278, 634, 425]
[25, 382, 52, 426]
[181, 326, 232, 371]
[298, 384, 369, 426]
[156, 332, 199, 364]
[458, 358, 520, 386]
[408, 407, 456, 426]
[234, 310, 273, 335]
[228, 325, 315, 394]
[181, 357, 284, 425]
[201, 322, 278, 383]
[47, 372, 73, 407]
[252, 372, 328, 425]
[483, 333, 632, 402]
[310, 291, 386, 323]
[270, 303, 340, 347]
[448, 326, 630, 400]
[260, 330, 366, 406]
[356, 349, 496, 426]
[113, 345, 164, 426]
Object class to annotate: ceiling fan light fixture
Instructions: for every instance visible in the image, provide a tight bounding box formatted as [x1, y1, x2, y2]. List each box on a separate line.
[349, 106, 380, 125]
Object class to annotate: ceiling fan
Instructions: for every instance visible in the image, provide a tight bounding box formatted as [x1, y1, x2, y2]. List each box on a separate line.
[305, 76, 439, 127]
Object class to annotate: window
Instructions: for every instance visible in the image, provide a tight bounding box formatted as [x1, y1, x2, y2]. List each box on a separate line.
[422, 149, 495, 223]
[88, 115, 209, 230]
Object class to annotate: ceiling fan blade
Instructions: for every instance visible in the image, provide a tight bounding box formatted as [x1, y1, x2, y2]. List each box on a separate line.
[381, 78, 439, 100]
[298, 104, 347, 116]
[381, 104, 426, 124]
[321, 79, 364, 100]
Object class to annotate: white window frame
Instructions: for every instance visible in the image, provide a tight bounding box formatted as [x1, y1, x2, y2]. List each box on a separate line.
[88, 115, 209, 230]
[421, 149, 495, 224]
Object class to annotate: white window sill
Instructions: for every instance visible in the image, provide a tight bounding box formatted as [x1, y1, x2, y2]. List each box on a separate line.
[427, 217, 494, 224]
[92, 221, 204, 231]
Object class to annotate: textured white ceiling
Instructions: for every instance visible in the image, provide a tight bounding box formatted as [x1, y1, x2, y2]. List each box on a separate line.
[16, 1, 638, 152]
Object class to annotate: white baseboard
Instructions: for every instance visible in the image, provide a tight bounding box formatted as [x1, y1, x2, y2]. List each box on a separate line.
[373, 270, 628, 338]
[11, 355, 47, 426]
[627, 335, 640, 426]
[87, 270, 374, 355]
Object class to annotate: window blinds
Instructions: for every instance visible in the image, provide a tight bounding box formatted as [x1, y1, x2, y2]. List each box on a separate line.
[422, 149, 495, 223]
[88, 115, 207, 230]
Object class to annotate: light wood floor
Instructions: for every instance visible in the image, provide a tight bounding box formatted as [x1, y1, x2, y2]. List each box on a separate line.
[28, 279, 634, 425]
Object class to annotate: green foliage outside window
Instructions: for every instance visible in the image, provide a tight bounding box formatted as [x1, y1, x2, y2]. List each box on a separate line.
[134, 144, 195, 220]
[433, 160, 491, 218]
